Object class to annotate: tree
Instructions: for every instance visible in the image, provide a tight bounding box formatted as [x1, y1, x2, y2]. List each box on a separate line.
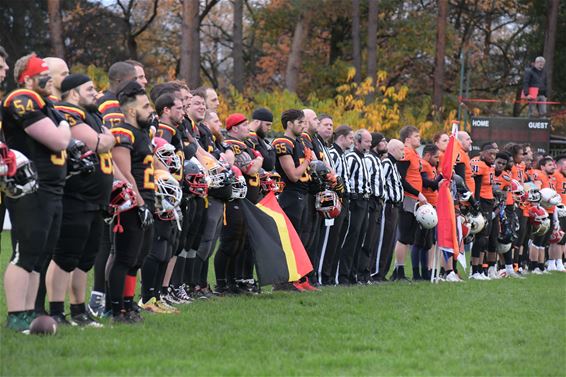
[366, 0, 378, 102]
[232, 0, 244, 92]
[351, 0, 362, 83]
[180, 0, 201, 87]
[543, 0, 558, 99]
[116, 0, 159, 60]
[47, 0, 65, 59]
[432, 0, 448, 110]
[285, 13, 309, 93]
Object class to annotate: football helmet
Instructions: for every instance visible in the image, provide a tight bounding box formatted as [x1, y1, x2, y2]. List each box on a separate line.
[528, 206, 550, 236]
[309, 160, 331, 187]
[555, 203, 566, 218]
[259, 169, 276, 194]
[0, 142, 17, 177]
[550, 225, 565, 244]
[154, 169, 183, 220]
[183, 157, 208, 197]
[458, 215, 470, 239]
[540, 188, 561, 208]
[315, 189, 342, 219]
[153, 137, 181, 174]
[109, 180, 138, 215]
[270, 171, 285, 193]
[415, 203, 438, 229]
[230, 166, 247, 200]
[0, 150, 38, 198]
[466, 212, 486, 234]
[495, 240, 512, 253]
[510, 179, 525, 202]
[67, 139, 97, 178]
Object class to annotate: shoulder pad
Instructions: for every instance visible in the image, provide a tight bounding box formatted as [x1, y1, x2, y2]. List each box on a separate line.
[3, 89, 46, 117]
[55, 105, 86, 126]
[111, 127, 135, 146]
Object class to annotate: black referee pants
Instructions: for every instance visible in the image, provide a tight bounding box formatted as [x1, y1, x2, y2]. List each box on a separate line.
[359, 197, 383, 283]
[373, 203, 399, 280]
[319, 198, 349, 285]
[338, 197, 369, 284]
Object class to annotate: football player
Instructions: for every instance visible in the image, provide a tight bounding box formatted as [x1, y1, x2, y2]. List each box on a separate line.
[2, 54, 71, 332]
[108, 81, 155, 324]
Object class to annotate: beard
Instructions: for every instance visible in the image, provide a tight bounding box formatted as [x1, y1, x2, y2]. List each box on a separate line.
[137, 114, 151, 129]
[256, 126, 266, 139]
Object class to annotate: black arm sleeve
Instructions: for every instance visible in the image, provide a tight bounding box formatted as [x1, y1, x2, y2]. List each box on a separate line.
[474, 175, 482, 200]
[454, 163, 466, 181]
[421, 172, 439, 190]
[397, 160, 420, 197]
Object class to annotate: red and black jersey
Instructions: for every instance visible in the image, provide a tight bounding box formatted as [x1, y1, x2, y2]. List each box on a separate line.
[1, 89, 67, 195]
[97, 91, 124, 129]
[111, 123, 155, 211]
[273, 135, 310, 193]
[225, 136, 261, 203]
[56, 102, 113, 209]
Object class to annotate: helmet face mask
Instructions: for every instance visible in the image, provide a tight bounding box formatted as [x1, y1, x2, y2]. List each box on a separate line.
[510, 179, 525, 202]
[540, 188, 561, 208]
[155, 170, 182, 220]
[66, 139, 97, 178]
[466, 212, 486, 234]
[529, 206, 550, 236]
[154, 140, 181, 174]
[109, 180, 138, 215]
[229, 166, 247, 200]
[183, 158, 208, 197]
[309, 161, 331, 187]
[315, 189, 341, 219]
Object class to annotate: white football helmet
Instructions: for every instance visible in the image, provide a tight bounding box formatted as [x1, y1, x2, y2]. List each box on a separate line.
[315, 189, 342, 219]
[230, 166, 247, 200]
[153, 137, 181, 174]
[555, 203, 566, 218]
[540, 188, 561, 208]
[0, 150, 38, 199]
[466, 212, 486, 234]
[415, 203, 438, 229]
[154, 170, 183, 220]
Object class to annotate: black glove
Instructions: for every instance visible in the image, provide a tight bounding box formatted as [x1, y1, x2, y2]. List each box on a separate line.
[333, 177, 345, 196]
[138, 204, 154, 229]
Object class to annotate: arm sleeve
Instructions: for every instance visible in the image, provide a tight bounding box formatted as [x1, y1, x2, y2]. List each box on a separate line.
[454, 163, 466, 180]
[474, 175, 482, 200]
[397, 160, 420, 197]
[421, 172, 439, 190]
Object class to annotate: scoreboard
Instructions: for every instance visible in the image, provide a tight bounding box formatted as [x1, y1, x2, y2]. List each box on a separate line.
[469, 116, 550, 156]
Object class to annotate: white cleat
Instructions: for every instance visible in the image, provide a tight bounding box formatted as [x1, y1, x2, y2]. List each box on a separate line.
[532, 267, 543, 275]
[470, 272, 487, 280]
[556, 260, 566, 272]
[445, 271, 462, 282]
[487, 266, 500, 280]
[547, 260, 557, 271]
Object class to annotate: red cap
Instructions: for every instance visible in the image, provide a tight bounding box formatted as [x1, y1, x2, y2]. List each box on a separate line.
[225, 113, 247, 130]
[17, 55, 49, 84]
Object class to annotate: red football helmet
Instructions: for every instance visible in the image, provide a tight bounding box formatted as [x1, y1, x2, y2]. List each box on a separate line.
[183, 158, 208, 197]
[230, 166, 247, 200]
[109, 180, 138, 215]
[528, 205, 550, 236]
[510, 179, 525, 203]
[315, 189, 342, 219]
[0, 142, 17, 177]
[259, 169, 276, 194]
[549, 225, 565, 244]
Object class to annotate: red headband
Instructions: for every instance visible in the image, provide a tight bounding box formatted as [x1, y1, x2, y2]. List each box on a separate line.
[17, 56, 49, 84]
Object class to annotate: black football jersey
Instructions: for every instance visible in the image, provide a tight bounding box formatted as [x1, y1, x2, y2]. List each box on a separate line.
[273, 135, 311, 193]
[1, 89, 67, 195]
[247, 131, 276, 172]
[111, 123, 155, 211]
[55, 102, 113, 208]
[225, 136, 261, 203]
[97, 91, 124, 129]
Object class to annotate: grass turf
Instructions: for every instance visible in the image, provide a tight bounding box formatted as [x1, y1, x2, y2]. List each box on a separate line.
[0, 232, 565, 376]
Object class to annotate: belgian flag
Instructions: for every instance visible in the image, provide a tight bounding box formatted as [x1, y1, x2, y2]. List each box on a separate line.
[240, 192, 313, 285]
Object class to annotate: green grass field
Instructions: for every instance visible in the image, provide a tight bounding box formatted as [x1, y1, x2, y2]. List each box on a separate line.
[0, 231, 565, 376]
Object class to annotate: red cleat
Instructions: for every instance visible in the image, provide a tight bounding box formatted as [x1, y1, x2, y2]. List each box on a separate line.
[291, 281, 306, 292]
[300, 280, 320, 291]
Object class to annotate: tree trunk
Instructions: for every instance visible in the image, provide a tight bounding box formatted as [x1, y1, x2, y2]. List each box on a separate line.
[366, 0, 378, 102]
[285, 15, 308, 93]
[180, 0, 201, 88]
[47, 0, 65, 59]
[232, 0, 244, 92]
[432, 0, 448, 110]
[126, 33, 138, 60]
[543, 0, 558, 100]
[351, 0, 362, 83]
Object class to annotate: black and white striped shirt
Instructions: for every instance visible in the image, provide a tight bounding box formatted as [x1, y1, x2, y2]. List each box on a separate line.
[382, 154, 404, 204]
[345, 149, 371, 196]
[364, 151, 385, 199]
[329, 144, 350, 194]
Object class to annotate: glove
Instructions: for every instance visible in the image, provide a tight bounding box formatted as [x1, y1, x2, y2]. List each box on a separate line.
[137, 204, 154, 229]
[252, 149, 262, 159]
[304, 147, 313, 162]
[333, 176, 345, 196]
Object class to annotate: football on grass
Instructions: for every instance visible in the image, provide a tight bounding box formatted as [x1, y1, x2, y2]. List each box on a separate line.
[29, 315, 57, 335]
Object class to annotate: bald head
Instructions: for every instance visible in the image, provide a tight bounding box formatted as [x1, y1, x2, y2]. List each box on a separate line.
[387, 139, 405, 160]
[44, 57, 69, 97]
[302, 108, 319, 134]
[108, 61, 136, 93]
[457, 131, 472, 152]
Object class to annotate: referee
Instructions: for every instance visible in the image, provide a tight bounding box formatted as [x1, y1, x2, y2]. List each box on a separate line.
[372, 139, 404, 281]
[358, 132, 386, 284]
[338, 129, 372, 285]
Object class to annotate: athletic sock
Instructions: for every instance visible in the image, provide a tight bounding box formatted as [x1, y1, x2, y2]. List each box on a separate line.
[49, 301, 65, 316]
[70, 303, 86, 317]
[396, 265, 405, 279]
[472, 265, 479, 274]
[111, 301, 122, 316]
[123, 297, 134, 311]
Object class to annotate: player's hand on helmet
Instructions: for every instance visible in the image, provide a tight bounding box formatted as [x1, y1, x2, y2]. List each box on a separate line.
[138, 204, 154, 229]
[418, 192, 428, 205]
[304, 147, 313, 163]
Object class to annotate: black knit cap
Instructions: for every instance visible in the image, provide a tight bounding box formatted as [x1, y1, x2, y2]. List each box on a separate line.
[61, 74, 91, 93]
[252, 107, 273, 122]
[371, 132, 386, 148]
